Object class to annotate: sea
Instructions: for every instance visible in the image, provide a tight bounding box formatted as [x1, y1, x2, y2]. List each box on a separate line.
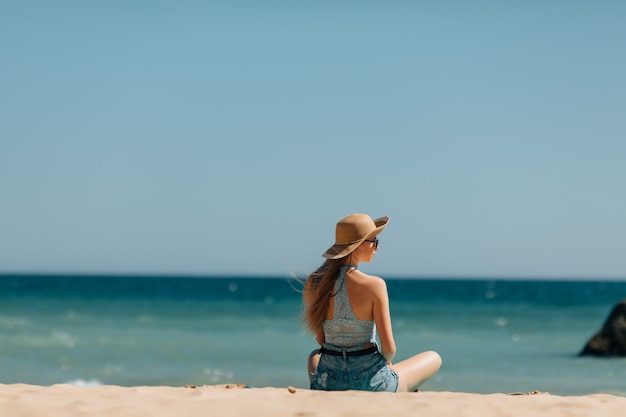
[1, 274, 625, 396]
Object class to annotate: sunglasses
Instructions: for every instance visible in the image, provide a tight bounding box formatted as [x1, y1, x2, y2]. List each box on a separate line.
[365, 238, 379, 249]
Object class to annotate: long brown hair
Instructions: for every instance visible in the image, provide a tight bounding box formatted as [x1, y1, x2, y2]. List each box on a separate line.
[302, 258, 347, 335]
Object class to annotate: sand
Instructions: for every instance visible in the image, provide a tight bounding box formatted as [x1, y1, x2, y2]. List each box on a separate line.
[1, 383, 625, 417]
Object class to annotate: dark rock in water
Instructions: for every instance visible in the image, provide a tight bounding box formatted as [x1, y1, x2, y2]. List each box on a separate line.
[580, 298, 626, 356]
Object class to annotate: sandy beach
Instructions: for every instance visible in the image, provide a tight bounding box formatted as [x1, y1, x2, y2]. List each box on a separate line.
[1, 384, 625, 417]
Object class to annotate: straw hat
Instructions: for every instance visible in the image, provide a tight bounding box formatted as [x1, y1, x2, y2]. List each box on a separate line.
[322, 213, 389, 259]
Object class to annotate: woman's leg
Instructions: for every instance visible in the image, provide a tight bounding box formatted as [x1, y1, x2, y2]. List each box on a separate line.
[391, 351, 442, 392]
[307, 349, 321, 382]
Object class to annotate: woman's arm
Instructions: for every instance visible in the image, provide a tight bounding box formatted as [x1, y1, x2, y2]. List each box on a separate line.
[371, 276, 396, 363]
[315, 327, 325, 346]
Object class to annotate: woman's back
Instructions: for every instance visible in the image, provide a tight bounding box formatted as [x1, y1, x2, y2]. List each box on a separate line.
[323, 267, 376, 347]
[326, 268, 376, 320]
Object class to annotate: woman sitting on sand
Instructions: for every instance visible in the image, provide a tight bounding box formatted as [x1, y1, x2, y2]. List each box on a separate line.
[303, 213, 442, 392]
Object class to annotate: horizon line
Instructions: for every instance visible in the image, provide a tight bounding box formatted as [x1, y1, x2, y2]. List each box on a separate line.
[1, 271, 625, 282]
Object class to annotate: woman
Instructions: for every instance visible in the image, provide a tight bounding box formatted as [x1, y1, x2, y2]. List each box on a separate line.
[303, 213, 441, 392]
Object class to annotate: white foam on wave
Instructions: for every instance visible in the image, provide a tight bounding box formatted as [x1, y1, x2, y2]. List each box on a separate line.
[66, 379, 104, 387]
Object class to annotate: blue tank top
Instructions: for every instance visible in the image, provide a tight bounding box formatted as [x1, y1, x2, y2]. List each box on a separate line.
[323, 266, 376, 347]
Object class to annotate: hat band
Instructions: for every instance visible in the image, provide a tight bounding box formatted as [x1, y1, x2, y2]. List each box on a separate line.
[334, 238, 363, 245]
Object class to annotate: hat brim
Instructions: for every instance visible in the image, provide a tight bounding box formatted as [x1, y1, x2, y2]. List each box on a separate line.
[322, 216, 389, 259]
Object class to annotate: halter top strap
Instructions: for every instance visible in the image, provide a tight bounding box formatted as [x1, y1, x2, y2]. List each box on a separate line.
[333, 267, 356, 319]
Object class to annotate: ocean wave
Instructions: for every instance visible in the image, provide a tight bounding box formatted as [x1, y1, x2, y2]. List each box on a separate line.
[65, 379, 104, 387]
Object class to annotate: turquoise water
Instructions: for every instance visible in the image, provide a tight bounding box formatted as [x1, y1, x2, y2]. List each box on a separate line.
[1, 275, 625, 395]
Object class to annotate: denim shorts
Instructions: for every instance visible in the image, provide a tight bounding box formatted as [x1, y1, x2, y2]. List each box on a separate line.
[310, 344, 399, 392]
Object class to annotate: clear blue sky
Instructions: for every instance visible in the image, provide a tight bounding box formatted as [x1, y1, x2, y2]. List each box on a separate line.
[1, 1, 625, 279]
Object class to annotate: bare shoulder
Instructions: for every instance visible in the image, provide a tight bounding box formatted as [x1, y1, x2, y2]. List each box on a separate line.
[369, 274, 388, 297]
[349, 270, 387, 294]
